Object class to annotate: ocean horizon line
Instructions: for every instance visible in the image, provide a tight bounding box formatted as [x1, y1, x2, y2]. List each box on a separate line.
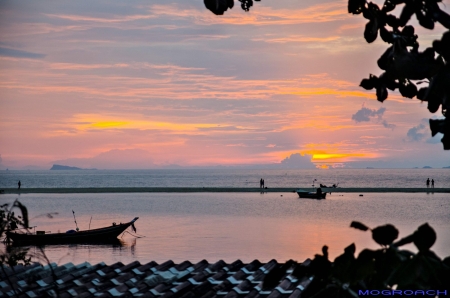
[2, 167, 450, 171]
[2, 187, 450, 194]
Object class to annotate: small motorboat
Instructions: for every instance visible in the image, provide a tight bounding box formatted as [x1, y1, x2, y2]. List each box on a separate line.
[6, 217, 139, 245]
[296, 189, 326, 199]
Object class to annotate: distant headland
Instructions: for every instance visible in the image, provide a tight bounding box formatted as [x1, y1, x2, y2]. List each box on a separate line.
[50, 164, 97, 170]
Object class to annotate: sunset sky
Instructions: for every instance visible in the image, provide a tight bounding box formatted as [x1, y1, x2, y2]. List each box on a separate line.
[0, 0, 449, 169]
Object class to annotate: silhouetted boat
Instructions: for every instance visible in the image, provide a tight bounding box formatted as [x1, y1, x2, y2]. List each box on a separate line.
[296, 189, 326, 199]
[6, 217, 139, 245]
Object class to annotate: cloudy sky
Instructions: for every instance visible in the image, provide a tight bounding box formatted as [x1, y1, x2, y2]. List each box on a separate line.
[0, 0, 449, 169]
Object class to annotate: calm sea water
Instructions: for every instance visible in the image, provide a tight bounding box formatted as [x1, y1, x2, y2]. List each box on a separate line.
[1, 191, 449, 265]
[0, 169, 449, 266]
[0, 168, 449, 188]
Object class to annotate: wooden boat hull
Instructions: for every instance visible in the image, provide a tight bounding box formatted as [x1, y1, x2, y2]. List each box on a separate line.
[296, 191, 326, 199]
[6, 217, 138, 245]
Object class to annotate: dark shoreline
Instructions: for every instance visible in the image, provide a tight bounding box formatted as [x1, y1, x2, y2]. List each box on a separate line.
[1, 187, 449, 194]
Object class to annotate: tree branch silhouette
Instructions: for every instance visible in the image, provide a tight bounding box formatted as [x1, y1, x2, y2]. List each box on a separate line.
[204, 0, 450, 150]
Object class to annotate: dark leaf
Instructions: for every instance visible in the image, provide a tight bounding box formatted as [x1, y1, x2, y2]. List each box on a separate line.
[350, 221, 370, 231]
[429, 119, 445, 136]
[385, 14, 399, 28]
[389, 252, 448, 288]
[354, 249, 377, 278]
[399, 81, 418, 98]
[377, 45, 393, 69]
[434, 6, 450, 29]
[421, 47, 435, 61]
[362, 8, 372, 20]
[376, 85, 388, 102]
[348, 0, 366, 14]
[380, 26, 394, 43]
[432, 39, 442, 54]
[385, 79, 399, 91]
[382, 0, 396, 13]
[333, 243, 356, 281]
[372, 224, 398, 246]
[417, 87, 428, 100]
[424, 70, 448, 113]
[439, 31, 450, 61]
[393, 48, 440, 80]
[204, 0, 234, 15]
[413, 223, 436, 252]
[416, 11, 435, 30]
[443, 256, 450, 267]
[398, 3, 414, 26]
[344, 243, 356, 255]
[443, 134, 450, 150]
[428, 99, 441, 113]
[360, 78, 375, 90]
[364, 19, 378, 43]
[401, 25, 414, 37]
[367, 2, 380, 12]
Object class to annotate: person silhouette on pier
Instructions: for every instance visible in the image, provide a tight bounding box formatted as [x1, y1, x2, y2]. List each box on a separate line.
[431, 179, 434, 188]
[262, 179, 265, 188]
[260, 178, 263, 188]
[18, 180, 21, 190]
[426, 178, 430, 188]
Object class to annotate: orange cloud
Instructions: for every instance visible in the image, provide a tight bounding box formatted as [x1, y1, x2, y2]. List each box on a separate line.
[48, 114, 255, 137]
[281, 87, 375, 99]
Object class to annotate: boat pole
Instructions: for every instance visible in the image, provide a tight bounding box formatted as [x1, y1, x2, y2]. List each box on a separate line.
[72, 210, 79, 231]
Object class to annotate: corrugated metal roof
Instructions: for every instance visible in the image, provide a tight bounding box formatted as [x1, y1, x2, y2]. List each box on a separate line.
[0, 259, 313, 298]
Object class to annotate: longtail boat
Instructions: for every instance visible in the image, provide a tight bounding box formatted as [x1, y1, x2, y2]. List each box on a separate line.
[6, 217, 139, 245]
[296, 189, 326, 199]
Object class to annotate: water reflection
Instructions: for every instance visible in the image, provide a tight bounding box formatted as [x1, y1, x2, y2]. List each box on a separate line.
[2, 238, 139, 265]
[10, 238, 125, 248]
[1, 192, 449, 265]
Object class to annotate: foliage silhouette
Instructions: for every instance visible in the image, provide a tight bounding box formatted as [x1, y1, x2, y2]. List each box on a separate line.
[1, 200, 60, 298]
[204, 0, 450, 150]
[1, 201, 32, 297]
[204, 0, 260, 15]
[264, 222, 450, 297]
[0, 201, 31, 267]
[348, 0, 450, 150]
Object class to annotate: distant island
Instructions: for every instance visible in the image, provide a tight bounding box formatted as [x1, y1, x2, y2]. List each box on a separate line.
[50, 164, 96, 170]
[422, 166, 433, 169]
